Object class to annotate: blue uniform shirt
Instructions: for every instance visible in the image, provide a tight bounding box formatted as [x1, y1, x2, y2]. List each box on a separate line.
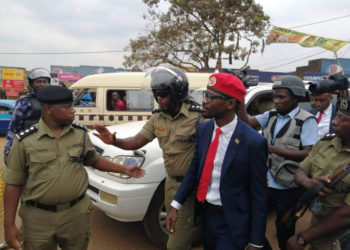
[256, 106, 318, 189]
[4, 91, 36, 155]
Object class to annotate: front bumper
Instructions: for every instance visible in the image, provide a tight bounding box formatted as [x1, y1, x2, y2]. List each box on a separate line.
[86, 168, 160, 222]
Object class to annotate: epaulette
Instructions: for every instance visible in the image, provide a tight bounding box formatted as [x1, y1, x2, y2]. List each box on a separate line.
[152, 108, 161, 114]
[18, 93, 29, 100]
[321, 133, 336, 141]
[72, 123, 88, 131]
[189, 104, 202, 112]
[16, 126, 37, 141]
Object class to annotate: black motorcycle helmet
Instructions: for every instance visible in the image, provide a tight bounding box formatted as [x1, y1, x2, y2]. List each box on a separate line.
[148, 65, 189, 104]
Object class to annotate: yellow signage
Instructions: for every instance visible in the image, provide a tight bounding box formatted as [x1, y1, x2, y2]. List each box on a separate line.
[2, 68, 25, 80]
[267, 26, 349, 52]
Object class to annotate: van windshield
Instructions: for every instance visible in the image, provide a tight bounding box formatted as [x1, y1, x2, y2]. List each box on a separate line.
[73, 88, 96, 107]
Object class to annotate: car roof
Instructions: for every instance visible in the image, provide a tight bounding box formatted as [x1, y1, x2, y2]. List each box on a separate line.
[70, 72, 212, 90]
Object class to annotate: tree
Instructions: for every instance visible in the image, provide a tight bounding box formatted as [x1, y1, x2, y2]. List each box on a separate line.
[123, 0, 270, 72]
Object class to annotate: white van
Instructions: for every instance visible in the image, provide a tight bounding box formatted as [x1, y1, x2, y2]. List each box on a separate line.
[70, 72, 211, 127]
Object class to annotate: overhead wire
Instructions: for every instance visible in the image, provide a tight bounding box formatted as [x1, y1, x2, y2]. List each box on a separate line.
[0, 14, 349, 72]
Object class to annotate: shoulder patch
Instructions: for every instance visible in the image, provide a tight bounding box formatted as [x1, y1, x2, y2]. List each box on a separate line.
[321, 133, 336, 141]
[189, 104, 202, 112]
[152, 108, 161, 114]
[16, 126, 38, 141]
[72, 123, 87, 131]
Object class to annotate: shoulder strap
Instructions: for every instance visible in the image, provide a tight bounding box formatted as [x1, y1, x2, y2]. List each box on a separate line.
[152, 108, 161, 114]
[72, 123, 88, 131]
[321, 133, 336, 141]
[16, 126, 38, 141]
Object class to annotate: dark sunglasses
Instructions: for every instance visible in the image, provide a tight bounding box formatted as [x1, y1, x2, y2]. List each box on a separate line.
[203, 91, 231, 103]
[153, 90, 170, 98]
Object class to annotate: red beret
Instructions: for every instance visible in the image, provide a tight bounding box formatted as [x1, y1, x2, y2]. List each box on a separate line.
[207, 73, 246, 102]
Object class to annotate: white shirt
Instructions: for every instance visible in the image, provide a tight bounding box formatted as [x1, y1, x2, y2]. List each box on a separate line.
[316, 103, 332, 139]
[205, 117, 237, 205]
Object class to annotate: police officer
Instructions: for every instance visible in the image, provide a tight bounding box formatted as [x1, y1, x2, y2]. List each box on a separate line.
[239, 75, 319, 250]
[287, 96, 350, 250]
[4, 68, 51, 164]
[94, 65, 203, 250]
[3, 86, 144, 250]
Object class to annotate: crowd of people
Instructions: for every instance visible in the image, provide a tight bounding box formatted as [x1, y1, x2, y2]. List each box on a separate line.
[1, 65, 349, 250]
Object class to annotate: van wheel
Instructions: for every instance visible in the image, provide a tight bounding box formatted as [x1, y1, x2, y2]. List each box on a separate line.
[142, 181, 168, 249]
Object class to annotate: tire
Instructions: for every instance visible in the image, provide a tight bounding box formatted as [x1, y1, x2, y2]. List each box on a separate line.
[142, 181, 168, 249]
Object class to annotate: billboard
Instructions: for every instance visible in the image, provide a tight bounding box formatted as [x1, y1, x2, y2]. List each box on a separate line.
[2, 68, 25, 90]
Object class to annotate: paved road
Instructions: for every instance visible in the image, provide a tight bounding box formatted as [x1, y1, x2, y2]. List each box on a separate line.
[0, 135, 311, 250]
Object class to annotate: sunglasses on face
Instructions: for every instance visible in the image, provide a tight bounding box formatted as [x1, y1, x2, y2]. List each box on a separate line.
[153, 90, 170, 98]
[203, 91, 231, 103]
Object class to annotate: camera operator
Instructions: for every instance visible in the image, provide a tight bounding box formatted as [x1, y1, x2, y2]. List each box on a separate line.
[309, 92, 336, 139]
[308, 73, 349, 139]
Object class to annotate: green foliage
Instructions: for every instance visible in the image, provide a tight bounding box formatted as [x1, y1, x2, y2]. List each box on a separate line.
[123, 0, 270, 71]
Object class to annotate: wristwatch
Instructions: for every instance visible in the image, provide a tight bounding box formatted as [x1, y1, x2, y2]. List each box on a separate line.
[296, 232, 307, 246]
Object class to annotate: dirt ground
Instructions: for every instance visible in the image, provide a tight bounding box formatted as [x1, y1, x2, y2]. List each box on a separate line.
[0, 135, 311, 249]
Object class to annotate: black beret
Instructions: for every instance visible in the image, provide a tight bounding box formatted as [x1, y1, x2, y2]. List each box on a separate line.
[338, 97, 350, 115]
[38, 86, 73, 104]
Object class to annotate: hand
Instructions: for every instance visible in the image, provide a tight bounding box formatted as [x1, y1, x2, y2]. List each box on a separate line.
[93, 125, 116, 145]
[5, 225, 22, 250]
[123, 165, 145, 178]
[287, 235, 304, 250]
[305, 176, 332, 196]
[166, 207, 178, 234]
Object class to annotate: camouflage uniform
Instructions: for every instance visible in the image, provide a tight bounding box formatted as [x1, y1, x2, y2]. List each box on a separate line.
[4, 91, 39, 155]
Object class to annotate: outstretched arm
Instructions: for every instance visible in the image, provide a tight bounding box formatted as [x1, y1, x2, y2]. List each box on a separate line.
[93, 124, 150, 150]
[93, 156, 145, 178]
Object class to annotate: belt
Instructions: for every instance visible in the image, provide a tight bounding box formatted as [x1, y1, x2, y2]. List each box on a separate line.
[168, 175, 184, 182]
[26, 193, 85, 212]
[204, 201, 223, 212]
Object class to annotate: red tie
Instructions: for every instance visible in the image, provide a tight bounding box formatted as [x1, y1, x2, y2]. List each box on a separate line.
[196, 128, 222, 203]
[317, 111, 324, 124]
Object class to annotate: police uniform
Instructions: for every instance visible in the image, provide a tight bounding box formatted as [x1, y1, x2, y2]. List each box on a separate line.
[299, 98, 350, 250]
[4, 91, 42, 156]
[2, 86, 98, 250]
[140, 101, 202, 250]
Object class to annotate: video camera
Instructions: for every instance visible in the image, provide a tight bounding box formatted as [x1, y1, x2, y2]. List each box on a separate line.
[308, 73, 349, 96]
[221, 69, 259, 89]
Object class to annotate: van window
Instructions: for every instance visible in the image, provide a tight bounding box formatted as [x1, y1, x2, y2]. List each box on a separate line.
[74, 88, 97, 107]
[106, 89, 154, 111]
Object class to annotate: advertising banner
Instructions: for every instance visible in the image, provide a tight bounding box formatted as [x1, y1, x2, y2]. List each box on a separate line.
[5, 89, 19, 97]
[2, 68, 25, 80]
[267, 26, 349, 52]
[2, 79, 25, 89]
[58, 73, 83, 82]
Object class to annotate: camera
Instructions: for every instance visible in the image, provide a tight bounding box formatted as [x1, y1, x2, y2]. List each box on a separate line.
[221, 69, 259, 89]
[308, 73, 349, 96]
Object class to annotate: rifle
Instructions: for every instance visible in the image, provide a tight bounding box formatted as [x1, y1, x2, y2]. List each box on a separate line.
[282, 163, 350, 228]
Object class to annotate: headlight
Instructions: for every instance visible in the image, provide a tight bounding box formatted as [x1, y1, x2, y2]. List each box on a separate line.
[108, 155, 145, 179]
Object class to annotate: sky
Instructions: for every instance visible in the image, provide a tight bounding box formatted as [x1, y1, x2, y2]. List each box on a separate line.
[0, 0, 349, 73]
